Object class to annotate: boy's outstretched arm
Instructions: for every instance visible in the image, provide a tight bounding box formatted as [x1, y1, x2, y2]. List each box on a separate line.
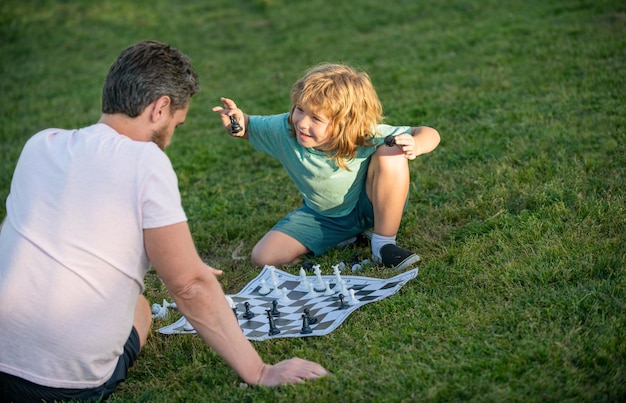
[391, 126, 440, 160]
[212, 97, 250, 140]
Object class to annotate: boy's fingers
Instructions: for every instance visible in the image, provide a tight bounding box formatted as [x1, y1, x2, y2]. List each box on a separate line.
[220, 97, 237, 108]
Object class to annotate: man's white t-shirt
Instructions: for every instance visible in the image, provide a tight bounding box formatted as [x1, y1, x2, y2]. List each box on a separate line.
[0, 123, 187, 388]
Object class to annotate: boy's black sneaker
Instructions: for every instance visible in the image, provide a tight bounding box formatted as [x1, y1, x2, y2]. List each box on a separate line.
[376, 244, 421, 271]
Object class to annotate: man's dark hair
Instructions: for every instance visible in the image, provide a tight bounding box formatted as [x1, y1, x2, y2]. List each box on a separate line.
[102, 40, 199, 117]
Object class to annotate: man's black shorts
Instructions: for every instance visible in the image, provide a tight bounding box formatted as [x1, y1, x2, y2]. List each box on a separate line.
[0, 326, 140, 402]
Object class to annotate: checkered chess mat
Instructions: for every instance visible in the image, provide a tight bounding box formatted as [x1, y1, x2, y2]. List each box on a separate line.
[159, 265, 418, 341]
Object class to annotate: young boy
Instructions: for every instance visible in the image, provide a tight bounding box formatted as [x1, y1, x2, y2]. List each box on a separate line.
[213, 63, 440, 271]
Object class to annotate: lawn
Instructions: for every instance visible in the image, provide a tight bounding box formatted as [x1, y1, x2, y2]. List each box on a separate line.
[1, 0, 624, 401]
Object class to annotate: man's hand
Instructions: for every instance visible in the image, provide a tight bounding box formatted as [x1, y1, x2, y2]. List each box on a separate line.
[256, 358, 330, 386]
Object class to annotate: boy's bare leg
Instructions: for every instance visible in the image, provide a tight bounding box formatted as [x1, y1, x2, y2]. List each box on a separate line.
[251, 230, 309, 267]
[366, 146, 410, 236]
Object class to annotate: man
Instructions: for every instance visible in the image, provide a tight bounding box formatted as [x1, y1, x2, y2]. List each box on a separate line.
[0, 40, 328, 402]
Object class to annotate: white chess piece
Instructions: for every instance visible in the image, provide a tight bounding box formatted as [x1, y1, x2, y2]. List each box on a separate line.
[258, 279, 270, 295]
[269, 280, 282, 298]
[333, 267, 342, 291]
[152, 306, 168, 319]
[164, 299, 177, 309]
[348, 289, 360, 305]
[313, 265, 325, 291]
[323, 280, 334, 296]
[279, 287, 292, 303]
[305, 282, 319, 298]
[297, 267, 310, 291]
[267, 266, 277, 283]
[336, 279, 348, 295]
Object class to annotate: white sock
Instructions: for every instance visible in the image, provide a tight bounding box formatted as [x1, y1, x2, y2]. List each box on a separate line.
[371, 233, 396, 259]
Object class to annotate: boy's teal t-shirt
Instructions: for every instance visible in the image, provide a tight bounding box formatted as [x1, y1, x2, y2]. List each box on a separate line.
[248, 113, 410, 217]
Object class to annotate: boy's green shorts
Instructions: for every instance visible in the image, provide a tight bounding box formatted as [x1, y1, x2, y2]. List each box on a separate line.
[272, 186, 375, 256]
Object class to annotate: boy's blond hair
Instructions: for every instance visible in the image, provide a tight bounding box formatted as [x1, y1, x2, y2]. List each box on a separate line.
[289, 63, 383, 170]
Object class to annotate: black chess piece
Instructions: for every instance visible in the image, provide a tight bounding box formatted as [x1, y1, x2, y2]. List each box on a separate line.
[266, 309, 280, 336]
[304, 308, 318, 325]
[300, 314, 312, 334]
[338, 293, 347, 310]
[229, 115, 242, 134]
[384, 134, 396, 147]
[242, 301, 255, 319]
[303, 261, 314, 273]
[271, 300, 281, 317]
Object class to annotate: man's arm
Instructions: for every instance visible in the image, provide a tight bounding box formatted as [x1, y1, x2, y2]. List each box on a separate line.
[144, 222, 328, 386]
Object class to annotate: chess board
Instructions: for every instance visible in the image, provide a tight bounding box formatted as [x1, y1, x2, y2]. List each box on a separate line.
[159, 265, 418, 341]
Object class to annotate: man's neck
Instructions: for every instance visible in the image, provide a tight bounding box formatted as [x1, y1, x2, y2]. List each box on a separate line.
[98, 113, 149, 142]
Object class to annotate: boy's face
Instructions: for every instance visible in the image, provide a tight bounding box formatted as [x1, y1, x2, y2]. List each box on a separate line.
[291, 104, 331, 150]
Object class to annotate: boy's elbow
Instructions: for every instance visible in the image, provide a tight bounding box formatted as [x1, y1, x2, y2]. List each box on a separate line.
[416, 126, 440, 153]
[432, 128, 441, 147]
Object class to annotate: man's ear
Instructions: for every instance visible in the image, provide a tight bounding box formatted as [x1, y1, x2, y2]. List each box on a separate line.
[150, 96, 172, 123]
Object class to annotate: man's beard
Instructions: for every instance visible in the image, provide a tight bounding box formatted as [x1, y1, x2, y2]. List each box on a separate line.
[151, 127, 167, 150]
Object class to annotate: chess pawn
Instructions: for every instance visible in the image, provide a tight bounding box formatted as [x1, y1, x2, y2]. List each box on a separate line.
[242, 301, 255, 319]
[305, 282, 319, 298]
[348, 289, 360, 305]
[279, 287, 292, 303]
[337, 293, 348, 310]
[304, 308, 318, 325]
[323, 280, 334, 296]
[269, 280, 283, 298]
[271, 300, 281, 317]
[258, 279, 270, 295]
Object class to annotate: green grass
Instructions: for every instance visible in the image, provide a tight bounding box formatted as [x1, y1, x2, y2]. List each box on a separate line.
[1, 0, 625, 401]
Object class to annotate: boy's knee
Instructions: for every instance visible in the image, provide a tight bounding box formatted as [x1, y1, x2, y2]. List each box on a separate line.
[250, 244, 266, 268]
